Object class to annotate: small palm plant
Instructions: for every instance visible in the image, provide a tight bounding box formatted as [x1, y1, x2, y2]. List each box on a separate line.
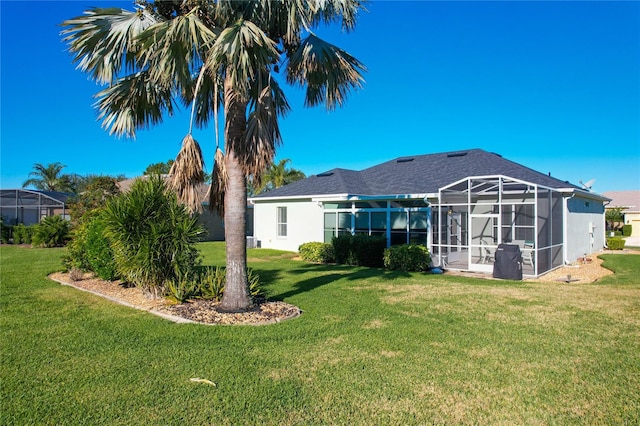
[102, 176, 204, 298]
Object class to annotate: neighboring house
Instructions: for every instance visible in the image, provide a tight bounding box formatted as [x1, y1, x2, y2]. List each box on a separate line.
[0, 189, 71, 225]
[117, 176, 253, 241]
[602, 190, 640, 237]
[250, 149, 610, 277]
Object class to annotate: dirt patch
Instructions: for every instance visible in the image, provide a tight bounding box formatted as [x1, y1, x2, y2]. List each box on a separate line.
[49, 272, 301, 325]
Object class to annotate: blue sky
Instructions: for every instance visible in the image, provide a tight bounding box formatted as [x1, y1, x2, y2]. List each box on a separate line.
[1, 1, 639, 193]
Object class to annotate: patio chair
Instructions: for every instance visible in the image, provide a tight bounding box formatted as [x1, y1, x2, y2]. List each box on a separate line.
[480, 241, 493, 263]
[522, 241, 535, 267]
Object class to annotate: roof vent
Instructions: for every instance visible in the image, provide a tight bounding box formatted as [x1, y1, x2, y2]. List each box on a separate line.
[317, 172, 334, 177]
[396, 157, 414, 163]
[447, 152, 468, 158]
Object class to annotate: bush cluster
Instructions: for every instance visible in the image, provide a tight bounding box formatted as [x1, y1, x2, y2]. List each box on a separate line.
[64, 211, 119, 280]
[332, 234, 386, 267]
[63, 176, 267, 304]
[1, 217, 70, 247]
[32, 216, 71, 247]
[165, 266, 263, 303]
[12, 224, 34, 244]
[298, 242, 335, 263]
[383, 244, 431, 272]
[622, 225, 632, 237]
[607, 237, 626, 250]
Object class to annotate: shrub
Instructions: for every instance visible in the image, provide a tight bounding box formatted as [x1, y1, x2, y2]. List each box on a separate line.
[607, 238, 626, 250]
[166, 275, 199, 303]
[63, 218, 93, 272]
[0, 218, 12, 244]
[299, 242, 335, 263]
[102, 176, 204, 297]
[332, 234, 386, 267]
[352, 235, 386, 267]
[247, 268, 264, 299]
[622, 224, 632, 237]
[167, 266, 264, 303]
[383, 244, 431, 272]
[332, 235, 355, 265]
[85, 214, 118, 280]
[32, 216, 70, 247]
[12, 225, 23, 244]
[199, 266, 226, 301]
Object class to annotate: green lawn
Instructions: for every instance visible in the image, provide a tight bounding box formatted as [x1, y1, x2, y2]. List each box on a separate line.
[2, 243, 639, 425]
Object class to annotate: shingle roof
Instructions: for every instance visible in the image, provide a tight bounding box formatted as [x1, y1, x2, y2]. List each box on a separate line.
[253, 149, 583, 199]
[602, 190, 640, 211]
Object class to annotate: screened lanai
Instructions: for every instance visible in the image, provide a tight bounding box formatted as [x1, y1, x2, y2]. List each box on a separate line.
[429, 175, 564, 277]
[0, 189, 70, 225]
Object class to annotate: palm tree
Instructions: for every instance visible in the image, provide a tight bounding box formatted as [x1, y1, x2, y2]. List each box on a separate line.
[255, 159, 306, 194]
[22, 162, 75, 193]
[62, 0, 366, 311]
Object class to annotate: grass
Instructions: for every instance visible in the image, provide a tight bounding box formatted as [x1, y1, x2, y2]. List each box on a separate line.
[2, 243, 639, 425]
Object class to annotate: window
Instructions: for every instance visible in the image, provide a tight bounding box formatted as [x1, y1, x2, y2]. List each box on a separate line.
[277, 207, 287, 237]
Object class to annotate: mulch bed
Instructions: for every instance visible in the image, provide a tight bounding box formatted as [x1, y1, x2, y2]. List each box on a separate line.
[49, 272, 301, 326]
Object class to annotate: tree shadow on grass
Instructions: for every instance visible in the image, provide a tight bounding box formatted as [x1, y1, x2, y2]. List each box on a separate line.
[265, 263, 416, 301]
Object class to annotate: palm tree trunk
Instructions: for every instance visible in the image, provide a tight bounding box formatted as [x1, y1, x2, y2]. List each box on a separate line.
[220, 75, 251, 312]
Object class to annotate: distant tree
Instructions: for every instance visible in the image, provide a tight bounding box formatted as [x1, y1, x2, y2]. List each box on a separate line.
[606, 207, 624, 231]
[68, 176, 122, 224]
[70, 173, 126, 194]
[143, 160, 174, 176]
[22, 162, 75, 193]
[254, 159, 306, 194]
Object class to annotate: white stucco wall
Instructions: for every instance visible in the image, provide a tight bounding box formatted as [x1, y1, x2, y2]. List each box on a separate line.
[252, 199, 324, 252]
[565, 196, 606, 263]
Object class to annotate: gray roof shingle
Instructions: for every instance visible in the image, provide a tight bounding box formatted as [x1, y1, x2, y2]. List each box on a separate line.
[253, 149, 583, 199]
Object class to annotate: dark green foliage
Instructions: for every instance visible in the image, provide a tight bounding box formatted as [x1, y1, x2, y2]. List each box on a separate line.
[332, 234, 386, 267]
[31, 216, 70, 247]
[622, 224, 632, 237]
[12, 224, 34, 244]
[85, 215, 118, 280]
[384, 244, 432, 272]
[298, 242, 335, 263]
[143, 160, 174, 176]
[102, 176, 204, 296]
[607, 238, 626, 250]
[0, 217, 11, 243]
[68, 175, 121, 222]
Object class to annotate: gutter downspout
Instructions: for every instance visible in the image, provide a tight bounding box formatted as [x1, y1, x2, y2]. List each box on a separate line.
[563, 193, 576, 265]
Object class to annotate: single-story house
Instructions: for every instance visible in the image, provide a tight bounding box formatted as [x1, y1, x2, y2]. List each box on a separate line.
[117, 176, 253, 241]
[250, 149, 610, 277]
[602, 190, 640, 237]
[0, 189, 71, 225]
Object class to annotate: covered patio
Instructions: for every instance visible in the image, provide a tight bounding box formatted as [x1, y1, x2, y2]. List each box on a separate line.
[0, 189, 70, 225]
[429, 175, 564, 277]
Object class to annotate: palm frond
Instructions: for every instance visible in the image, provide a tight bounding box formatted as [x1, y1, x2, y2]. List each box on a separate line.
[210, 19, 279, 98]
[169, 134, 205, 213]
[240, 83, 283, 181]
[285, 33, 366, 110]
[309, 0, 366, 32]
[61, 7, 159, 85]
[209, 148, 227, 216]
[137, 9, 219, 90]
[94, 70, 175, 137]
